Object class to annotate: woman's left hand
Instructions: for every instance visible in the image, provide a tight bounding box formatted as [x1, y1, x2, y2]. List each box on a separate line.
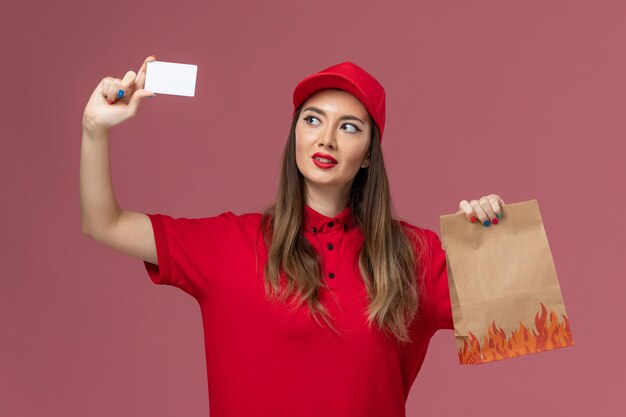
[456, 194, 506, 227]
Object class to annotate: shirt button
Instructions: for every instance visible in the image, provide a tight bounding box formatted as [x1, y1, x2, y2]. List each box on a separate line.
[329, 272, 335, 279]
[328, 221, 334, 228]
[327, 243, 334, 250]
[312, 226, 317, 233]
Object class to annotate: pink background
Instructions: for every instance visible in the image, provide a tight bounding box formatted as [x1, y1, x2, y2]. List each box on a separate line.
[2, 0, 624, 415]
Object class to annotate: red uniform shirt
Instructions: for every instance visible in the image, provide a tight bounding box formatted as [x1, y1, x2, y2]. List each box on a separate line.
[143, 204, 453, 417]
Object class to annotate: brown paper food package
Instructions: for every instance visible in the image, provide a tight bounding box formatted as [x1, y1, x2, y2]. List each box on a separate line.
[440, 199, 574, 364]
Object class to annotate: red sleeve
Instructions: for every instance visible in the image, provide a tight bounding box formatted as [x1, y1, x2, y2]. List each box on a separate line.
[425, 229, 454, 332]
[143, 211, 237, 301]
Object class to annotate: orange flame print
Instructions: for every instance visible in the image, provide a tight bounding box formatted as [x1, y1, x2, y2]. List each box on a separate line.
[458, 302, 574, 364]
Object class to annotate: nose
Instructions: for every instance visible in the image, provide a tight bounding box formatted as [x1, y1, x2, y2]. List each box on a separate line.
[317, 125, 336, 149]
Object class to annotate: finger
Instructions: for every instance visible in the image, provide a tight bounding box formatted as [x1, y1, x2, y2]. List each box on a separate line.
[470, 200, 491, 226]
[458, 200, 477, 223]
[494, 194, 506, 217]
[135, 55, 157, 90]
[478, 197, 498, 225]
[100, 77, 113, 99]
[105, 78, 123, 104]
[135, 70, 147, 92]
[487, 194, 504, 220]
[117, 70, 137, 100]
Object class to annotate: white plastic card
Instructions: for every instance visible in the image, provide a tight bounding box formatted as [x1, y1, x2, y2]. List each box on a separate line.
[145, 60, 197, 97]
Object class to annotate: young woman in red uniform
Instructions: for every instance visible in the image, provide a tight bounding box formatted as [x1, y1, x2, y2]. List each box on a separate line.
[81, 56, 505, 417]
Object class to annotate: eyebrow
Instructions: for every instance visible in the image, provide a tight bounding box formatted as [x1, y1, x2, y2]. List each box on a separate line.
[302, 106, 367, 125]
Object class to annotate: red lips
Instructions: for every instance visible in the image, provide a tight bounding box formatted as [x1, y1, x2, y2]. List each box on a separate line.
[312, 152, 337, 163]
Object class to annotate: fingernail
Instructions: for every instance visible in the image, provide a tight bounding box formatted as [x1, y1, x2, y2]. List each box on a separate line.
[117, 89, 124, 99]
[470, 216, 477, 223]
[483, 220, 490, 227]
[496, 213, 502, 219]
[107, 99, 114, 104]
[492, 217, 498, 225]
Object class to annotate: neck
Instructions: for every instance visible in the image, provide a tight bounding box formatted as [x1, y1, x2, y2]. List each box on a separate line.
[304, 182, 351, 218]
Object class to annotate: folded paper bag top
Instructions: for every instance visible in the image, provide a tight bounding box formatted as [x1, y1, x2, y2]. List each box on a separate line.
[439, 199, 574, 365]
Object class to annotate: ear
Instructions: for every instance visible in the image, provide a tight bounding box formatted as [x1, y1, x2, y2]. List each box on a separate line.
[361, 155, 370, 169]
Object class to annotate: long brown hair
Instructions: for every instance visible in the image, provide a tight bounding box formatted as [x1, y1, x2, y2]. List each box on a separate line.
[257, 104, 428, 343]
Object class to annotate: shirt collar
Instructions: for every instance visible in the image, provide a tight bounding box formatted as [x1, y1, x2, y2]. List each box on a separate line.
[304, 203, 355, 234]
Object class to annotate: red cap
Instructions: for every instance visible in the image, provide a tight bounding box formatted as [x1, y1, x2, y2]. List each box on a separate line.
[292, 61, 386, 141]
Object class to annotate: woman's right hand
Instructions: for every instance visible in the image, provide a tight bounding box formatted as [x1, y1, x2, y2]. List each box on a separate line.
[82, 55, 157, 131]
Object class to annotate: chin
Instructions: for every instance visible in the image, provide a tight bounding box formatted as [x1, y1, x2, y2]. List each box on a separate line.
[304, 174, 345, 188]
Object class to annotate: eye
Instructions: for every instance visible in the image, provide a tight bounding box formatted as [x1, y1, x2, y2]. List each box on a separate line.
[303, 115, 320, 125]
[341, 123, 361, 133]
[303, 115, 362, 134]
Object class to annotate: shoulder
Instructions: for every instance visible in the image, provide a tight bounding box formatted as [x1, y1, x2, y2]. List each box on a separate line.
[189, 210, 263, 222]
[396, 219, 438, 244]
[215, 210, 264, 223]
[199, 210, 264, 229]
[156, 210, 265, 235]
[396, 219, 443, 261]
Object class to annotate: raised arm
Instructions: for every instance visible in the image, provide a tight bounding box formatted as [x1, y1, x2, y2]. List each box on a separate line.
[80, 56, 158, 265]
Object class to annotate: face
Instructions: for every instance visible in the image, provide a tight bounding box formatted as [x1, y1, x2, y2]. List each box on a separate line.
[295, 88, 371, 198]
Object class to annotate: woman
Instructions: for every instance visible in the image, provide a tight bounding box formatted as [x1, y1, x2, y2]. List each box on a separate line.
[81, 56, 505, 417]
